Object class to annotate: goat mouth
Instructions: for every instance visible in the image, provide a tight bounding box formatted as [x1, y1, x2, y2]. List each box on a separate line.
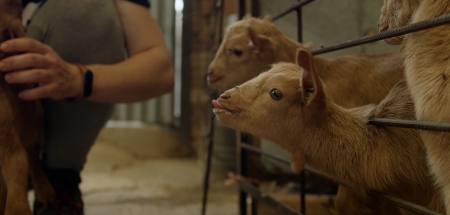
[212, 100, 239, 114]
[208, 76, 224, 84]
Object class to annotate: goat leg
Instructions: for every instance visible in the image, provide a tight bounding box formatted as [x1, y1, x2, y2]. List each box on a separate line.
[25, 143, 56, 207]
[0, 170, 6, 215]
[0, 129, 32, 215]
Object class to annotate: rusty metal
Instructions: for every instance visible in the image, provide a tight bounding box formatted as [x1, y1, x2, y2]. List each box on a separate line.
[311, 12, 450, 55]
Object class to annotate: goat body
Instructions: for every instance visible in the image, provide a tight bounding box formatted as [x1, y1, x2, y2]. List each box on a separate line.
[208, 16, 407, 214]
[0, 0, 55, 214]
[379, 1, 450, 214]
[213, 49, 444, 214]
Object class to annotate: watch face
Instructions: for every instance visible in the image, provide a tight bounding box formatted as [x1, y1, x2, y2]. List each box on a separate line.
[83, 70, 93, 98]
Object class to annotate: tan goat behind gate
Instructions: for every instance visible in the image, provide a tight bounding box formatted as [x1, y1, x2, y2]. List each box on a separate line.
[0, 0, 55, 214]
[207, 17, 404, 109]
[212, 48, 445, 214]
[208, 16, 408, 214]
[379, 0, 450, 214]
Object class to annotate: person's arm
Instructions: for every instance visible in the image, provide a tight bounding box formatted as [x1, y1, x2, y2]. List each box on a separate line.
[0, 1, 174, 103]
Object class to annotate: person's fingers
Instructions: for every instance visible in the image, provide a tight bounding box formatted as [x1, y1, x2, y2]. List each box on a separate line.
[0, 53, 51, 72]
[18, 82, 64, 100]
[0, 38, 51, 55]
[4, 68, 50, 84]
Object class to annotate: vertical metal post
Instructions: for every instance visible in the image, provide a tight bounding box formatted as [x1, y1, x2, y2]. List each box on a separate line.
[296, 4, 306, 215]
[237, 0, 246, 19]
[237, 131, 249, 215]
[202, 2, 224, 215]
[201, 111, 215, 215]
[250, 0, 261, 215]
[179, 0, 192, 145]
[251, 0, 260, 18]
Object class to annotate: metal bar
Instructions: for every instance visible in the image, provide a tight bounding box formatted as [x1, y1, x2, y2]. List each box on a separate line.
[201, 2, 224, 214]
[367, 191, 444, 215]
[236, 2, 247, 214]
[296, 4, 306, 214]
[241, 143, 290, 164]
[238, 132, 249, 215]
[305, 167, 444, 215]
[251, 0, 260, 17]
[178, 0, 192, 144]
[272, 0, 315, 21]
[369, 118, 450, 132]
[243, 141, 444, 215]
[237, 0, 246, 19]
[201, 113, 215, 215]
[211, 0, 224, 53]
[300, 171, 306, 214]
[311, 12, 450, 55]
[239, 181, 303, 215]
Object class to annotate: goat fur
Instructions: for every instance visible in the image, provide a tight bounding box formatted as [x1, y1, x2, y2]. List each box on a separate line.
[0, 0, 55, 214]
[207, 17, 404, 109]
[208, 16, 407, 214]
[212, 48, 444, 214]
[379, 1, 450, 214]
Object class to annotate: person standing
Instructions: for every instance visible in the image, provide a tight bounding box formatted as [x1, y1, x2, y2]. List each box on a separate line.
[0, 0, 174, 214]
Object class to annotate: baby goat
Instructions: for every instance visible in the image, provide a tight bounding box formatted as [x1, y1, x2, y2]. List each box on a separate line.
[0, 0, 55, 214]
[209, 16, 408, 214]
[213, 48, 444, 214]
[379, 1, 450, 214]
[208, 17, 404, 109]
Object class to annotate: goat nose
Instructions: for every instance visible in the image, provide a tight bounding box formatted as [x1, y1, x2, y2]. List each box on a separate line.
[207, 67, 215, 76]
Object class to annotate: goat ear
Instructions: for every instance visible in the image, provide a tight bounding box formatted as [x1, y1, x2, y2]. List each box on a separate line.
[247, 25, 273, 53]
[295, 48, 325, 109]
[302, 42, 313, 50]
[263, 15, 272, 22]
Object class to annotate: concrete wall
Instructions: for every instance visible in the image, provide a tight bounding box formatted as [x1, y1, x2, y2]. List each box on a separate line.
[262, 0, 398, 57]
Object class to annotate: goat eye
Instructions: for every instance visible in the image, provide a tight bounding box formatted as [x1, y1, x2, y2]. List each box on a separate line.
[233, 49, 243, 56]
[270, 89, 283, 100]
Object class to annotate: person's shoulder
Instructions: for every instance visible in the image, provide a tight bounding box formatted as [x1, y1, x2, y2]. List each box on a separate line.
[127, 0, 150, 8]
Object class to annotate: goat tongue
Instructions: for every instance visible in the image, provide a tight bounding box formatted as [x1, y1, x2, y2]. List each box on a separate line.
[211, 100, 225, 109]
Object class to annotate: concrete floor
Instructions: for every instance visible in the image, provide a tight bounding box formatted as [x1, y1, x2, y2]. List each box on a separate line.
[79, 140, 239, 215]
[27, 123, 336, 215]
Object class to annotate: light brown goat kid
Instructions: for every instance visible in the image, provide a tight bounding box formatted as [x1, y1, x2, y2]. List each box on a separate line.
[379, 1, 450, 214]
[208, 16, 408, 214]
[212, 49, 444, 214]
[0, 0, 56, 214]
[208, 17, 404, 109]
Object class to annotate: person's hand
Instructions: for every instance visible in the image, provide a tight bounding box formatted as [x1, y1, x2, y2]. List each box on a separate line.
[0, 38, 83, 100]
